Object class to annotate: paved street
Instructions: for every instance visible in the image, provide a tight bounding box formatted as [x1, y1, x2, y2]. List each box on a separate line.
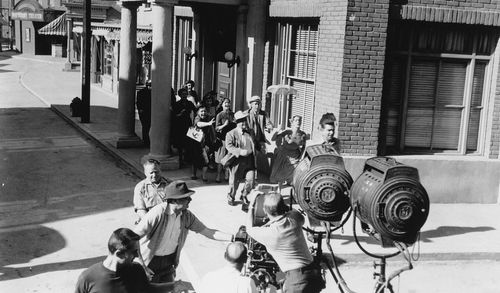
[0, 55, 192, 292]
[0, 52, 500, 293]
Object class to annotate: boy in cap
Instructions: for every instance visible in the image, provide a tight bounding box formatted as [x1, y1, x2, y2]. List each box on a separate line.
[133, 180, 233, 283]
[225, 111, 257, 209]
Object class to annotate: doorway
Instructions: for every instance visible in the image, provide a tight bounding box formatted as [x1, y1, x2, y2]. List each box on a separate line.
[216, 61, 234, 105]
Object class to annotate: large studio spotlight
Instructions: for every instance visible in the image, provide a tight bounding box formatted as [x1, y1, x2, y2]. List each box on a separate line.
[293, 144, 353, 223]
[350, 157, 430, 247]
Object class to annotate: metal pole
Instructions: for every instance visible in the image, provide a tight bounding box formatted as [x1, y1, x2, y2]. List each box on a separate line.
[80, 0, 91, 123]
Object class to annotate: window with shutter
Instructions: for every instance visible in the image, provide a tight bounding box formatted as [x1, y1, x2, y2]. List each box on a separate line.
[273, 20, 318, 134]
[382, 23, 496, 155]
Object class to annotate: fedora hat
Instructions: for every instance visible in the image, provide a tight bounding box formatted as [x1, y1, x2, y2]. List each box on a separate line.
[234, 110, 249, 122]
[165, 180, 195, 200]
[247, 95, 261, 104]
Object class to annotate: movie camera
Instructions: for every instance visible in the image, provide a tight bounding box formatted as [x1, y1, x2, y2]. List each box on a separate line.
[233, 184, 284, 292]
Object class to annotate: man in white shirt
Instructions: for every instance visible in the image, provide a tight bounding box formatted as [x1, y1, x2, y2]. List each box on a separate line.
[133, 180, 233, 283]
[200, 242, 258, 293]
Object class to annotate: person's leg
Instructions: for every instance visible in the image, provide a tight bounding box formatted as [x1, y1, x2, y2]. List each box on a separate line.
[216, 163, 223, 182]
[241, 169, 255, 212]
[202, 166, 208, 182]
[191, 165, 198, 180]
[227, 166, 238, 205]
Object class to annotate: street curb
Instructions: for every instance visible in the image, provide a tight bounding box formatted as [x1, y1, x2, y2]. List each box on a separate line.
[50, 105, 144, 179]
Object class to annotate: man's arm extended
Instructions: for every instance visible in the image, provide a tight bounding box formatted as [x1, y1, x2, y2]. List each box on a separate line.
[199, 227, 232, 241]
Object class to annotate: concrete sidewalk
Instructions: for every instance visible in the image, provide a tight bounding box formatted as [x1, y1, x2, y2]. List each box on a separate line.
[3, 52, 500, 292]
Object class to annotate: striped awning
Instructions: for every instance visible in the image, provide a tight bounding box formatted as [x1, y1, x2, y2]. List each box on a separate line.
[105, 30, 152, 44]
[391, 5, 500, 26]
[38, 13, 66, 36]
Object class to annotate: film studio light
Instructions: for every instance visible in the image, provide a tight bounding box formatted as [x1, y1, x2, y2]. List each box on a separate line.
[292, 144, 353, 223]
[350, 157, 430, 247]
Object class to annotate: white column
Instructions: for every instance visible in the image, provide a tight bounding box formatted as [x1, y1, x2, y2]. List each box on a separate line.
[234, 5, 248, 111]
[116, 0, 143, 148]
[144, 0, 179, 169]
[246, 0, 266, 100]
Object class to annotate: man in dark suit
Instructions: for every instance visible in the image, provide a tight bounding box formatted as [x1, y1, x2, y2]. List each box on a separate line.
[225, 111, 256, 210]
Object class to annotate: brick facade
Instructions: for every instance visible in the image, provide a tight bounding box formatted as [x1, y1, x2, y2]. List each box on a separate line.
[266, 0, 500, 158]
[338, 0, 390, 155]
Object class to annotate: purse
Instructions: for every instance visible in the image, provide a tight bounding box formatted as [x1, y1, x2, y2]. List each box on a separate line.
[221, 153, 236, 168]
[186, 126, 204, 142]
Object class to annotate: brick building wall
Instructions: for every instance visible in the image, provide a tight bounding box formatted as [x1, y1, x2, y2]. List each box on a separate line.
[267, 0, 349, 141]
[313, 1, 348, 141]
[338, 0, 390, 155]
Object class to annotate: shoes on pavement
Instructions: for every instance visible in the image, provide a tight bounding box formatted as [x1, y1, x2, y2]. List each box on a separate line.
[227, 195, 236, 206]
[191, 176, 198, 180]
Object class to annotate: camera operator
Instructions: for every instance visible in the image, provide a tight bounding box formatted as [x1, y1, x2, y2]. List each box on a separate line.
[245, 192, 325, 293]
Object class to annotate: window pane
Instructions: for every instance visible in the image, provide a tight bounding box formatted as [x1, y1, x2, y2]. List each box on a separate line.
[467, 61, 486, 152]
[408, 60, 438, 106]
[432, 109, 461, 151]
[405, 108, 433, 148]
[437, 61, 466, 106]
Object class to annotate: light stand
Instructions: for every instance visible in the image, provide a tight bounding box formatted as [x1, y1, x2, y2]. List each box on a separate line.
[352, 205, 413, 293]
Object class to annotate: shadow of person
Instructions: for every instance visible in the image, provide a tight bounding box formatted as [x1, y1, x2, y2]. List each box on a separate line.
[0, 256, 105, 281]
[0, 225, 74, 281]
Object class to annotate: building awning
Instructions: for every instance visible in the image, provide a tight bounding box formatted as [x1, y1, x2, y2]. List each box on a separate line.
[105, 29, 152, 44]
[391, 5, 500, 26]
[38, 13, 66, 36]
[73, 22, 152, 45]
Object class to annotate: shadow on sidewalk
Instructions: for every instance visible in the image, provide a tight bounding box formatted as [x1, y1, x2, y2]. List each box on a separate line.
[419, 225, 495, 242]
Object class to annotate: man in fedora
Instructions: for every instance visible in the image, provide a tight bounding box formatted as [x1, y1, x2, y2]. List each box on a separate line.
[245, 95, 273, 153]
[225, 111, 257, 210]
[133, 180, 233, 283]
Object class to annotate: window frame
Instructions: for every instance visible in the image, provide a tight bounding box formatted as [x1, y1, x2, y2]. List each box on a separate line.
[272, 19, 319, 134]
[384, 24, 496, 156]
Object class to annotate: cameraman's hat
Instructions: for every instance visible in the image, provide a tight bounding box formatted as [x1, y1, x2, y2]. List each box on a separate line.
[165, 180, 195, 200]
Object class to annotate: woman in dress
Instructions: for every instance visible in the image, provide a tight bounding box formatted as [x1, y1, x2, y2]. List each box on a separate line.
[214, 98, 235, 183]
[269, 115, 309, 185]
[189, 106, 216, 181]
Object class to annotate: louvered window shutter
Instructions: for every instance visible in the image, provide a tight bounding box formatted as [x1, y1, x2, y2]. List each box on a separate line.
[287, 23, 318, 134]
[384, 58, 405, 148]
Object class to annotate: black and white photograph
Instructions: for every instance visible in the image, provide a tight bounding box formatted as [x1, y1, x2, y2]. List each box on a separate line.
[1, 0, 500, 292]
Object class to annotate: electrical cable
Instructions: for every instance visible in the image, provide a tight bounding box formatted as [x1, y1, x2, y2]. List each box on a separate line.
[322, 221, 357, 293]
[352, 205, 400, 259]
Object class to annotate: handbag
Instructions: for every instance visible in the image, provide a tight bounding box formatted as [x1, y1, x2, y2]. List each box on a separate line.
[221, 153, 236, 168]
[186, 126, 204, 143]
